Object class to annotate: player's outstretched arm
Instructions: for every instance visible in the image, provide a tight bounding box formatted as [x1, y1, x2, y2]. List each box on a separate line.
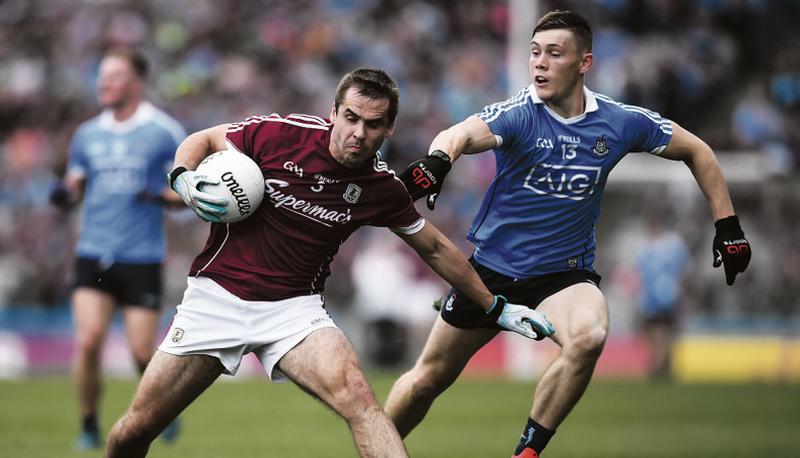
[398, 223, 555, 340]
[167, 124, 231, 222]
[399, 116, 497, 210]
[49, 174, 85, 210]
[659, 122, 751, 285]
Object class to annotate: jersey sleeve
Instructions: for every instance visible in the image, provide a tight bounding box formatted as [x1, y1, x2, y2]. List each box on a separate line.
[474, 87, 532, 154]
[623, 106, 673, 155]
[371, 177, 425, 235]
[66, 125, 89, 179]
[225, 115, 289, 161]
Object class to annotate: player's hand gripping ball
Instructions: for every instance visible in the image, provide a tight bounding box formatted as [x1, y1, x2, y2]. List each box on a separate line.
[194, 150, 265, 223]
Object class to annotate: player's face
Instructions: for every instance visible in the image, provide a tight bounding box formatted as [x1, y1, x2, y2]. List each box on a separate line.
[529, 29, 591, 104]
[97, 56, 141, 109]
[329, 87, 395, 168]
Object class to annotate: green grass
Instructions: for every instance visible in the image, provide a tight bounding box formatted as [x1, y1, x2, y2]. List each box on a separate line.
[1, 375, 798, 457]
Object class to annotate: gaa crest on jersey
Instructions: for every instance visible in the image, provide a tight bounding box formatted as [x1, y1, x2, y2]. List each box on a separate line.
[171, 327, 185, 343]
[592, 136, 610, 157]
[343, 183, 362, 204]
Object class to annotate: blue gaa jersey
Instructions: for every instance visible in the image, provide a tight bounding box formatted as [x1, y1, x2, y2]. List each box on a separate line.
[67, 102, 185, 264]
[470, 86, 673, 278]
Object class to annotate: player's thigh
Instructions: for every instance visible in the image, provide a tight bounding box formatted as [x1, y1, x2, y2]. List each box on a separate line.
[413, 316, 498, 381]
[277, 328, 374, 409]
[72, 287, 116, 343]
[536, 282, 608, 348]
[122, 307, 159, 357]
[127, 350, 224, 426]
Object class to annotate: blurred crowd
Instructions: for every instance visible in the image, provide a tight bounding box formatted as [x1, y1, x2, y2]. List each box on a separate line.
[1, 0, 798, 333]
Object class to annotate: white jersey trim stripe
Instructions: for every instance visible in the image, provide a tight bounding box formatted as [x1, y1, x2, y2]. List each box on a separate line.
[391, 218, 426, 236]
[194, 223, 231, 276]
[227, 114, 330, 133]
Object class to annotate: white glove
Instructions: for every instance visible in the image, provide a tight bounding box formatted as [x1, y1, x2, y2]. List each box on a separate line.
[170, 169, 229, 222]
[487, 295, 555, 340]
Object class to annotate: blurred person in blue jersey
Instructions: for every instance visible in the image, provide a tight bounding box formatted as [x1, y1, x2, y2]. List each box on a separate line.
[636, 209, 689, 380]
[387, 10, 752, 458]
[49, 48, 185, 450]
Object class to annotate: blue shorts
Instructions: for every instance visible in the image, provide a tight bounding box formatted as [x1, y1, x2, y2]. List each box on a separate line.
[73, 257, 162, 310]
[441, 258, 601, 330]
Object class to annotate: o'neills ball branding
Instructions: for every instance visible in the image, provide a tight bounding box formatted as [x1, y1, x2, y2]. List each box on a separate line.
[221, 171, 251, 216]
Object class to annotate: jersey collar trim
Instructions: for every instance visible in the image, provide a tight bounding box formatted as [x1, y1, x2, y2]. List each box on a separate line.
[99, 101, 155, 134]
[529, 85, 598, 125]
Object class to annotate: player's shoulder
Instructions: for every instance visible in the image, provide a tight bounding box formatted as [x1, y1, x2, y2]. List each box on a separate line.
[476, 85, 535, 123]
[143, 103, 186, 142]
[591, 91, 665, 123]
[230, 113, 330, 132]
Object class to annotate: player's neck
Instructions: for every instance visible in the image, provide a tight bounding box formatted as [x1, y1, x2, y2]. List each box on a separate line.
[545, 87, 585, 119]
[111, 98, 142, 122]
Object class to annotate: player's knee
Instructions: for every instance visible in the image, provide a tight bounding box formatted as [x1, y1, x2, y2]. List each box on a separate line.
[405, 365, 453, 401]
[108, 410, 159, 446]
[568, 324, 607, 360]
[74, 332, 104, 358]
[333, 367, 379, 413]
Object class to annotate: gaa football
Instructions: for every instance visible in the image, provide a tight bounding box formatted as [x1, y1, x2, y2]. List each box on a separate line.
[195, 149, 265, 223]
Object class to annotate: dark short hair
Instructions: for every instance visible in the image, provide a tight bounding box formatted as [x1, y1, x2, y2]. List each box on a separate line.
[104, 48, 149, 79]
[334, 68, 400, 126]
[532, 10, 593, 53]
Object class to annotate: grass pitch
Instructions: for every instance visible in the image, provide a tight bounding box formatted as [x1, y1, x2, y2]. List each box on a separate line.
[1, 374, 798, 457]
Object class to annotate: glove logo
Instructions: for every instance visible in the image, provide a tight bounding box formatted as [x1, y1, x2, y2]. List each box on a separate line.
[411, 165, 436, 189]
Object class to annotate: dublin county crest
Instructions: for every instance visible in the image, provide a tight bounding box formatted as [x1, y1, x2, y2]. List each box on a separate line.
[343, 183, 362, 204]
[592, 136, 610, 156]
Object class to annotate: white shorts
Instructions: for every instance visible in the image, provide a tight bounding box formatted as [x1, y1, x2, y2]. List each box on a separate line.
[159, 276, 339, 382]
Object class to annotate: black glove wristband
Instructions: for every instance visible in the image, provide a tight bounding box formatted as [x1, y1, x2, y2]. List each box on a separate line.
[485, 295, 506, 322]
[714, 215, 743, 236]
[167, 166, 188, 191]
[428, 149, 451, 163]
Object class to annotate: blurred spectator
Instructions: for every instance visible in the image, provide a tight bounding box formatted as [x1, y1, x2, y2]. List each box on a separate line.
[635, 209, 689, 380]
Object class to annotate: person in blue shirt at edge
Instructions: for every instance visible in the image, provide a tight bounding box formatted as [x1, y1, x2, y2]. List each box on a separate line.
[388, 10, 752, 458]
[49, 48, 186, 450]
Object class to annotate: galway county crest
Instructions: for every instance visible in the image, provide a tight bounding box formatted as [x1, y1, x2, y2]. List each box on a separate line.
[592, 136, 610, 157]
[343, 183, 362, 204]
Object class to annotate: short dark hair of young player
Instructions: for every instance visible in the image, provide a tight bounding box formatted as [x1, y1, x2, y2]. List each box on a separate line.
[533, 10, 593, 53]
[104, 47, 149, 79]
[334, 68, 400, 127]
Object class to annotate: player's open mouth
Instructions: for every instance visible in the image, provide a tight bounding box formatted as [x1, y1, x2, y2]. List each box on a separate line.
[534, 76, 548, 85]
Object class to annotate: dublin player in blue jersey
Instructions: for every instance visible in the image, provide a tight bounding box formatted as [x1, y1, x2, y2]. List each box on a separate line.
[50, 49, 185, 450]
[387, 10, 751, 457]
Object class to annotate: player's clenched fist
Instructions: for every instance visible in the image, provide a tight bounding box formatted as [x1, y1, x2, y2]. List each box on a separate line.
[712, 215, 751, 285]
[399, 150, 451, 210]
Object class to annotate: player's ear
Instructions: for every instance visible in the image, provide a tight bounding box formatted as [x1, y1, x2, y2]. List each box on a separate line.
[579, 52, 593, 75]
[330, 103, 338, 122]
[386, 120, 395, 138]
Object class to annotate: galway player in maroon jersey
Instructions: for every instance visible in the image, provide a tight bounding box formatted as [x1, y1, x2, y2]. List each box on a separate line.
[104, 68, 554, 458]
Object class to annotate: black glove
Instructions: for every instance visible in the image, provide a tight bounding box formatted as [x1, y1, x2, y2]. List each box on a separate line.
[712, 215, 751, 285]
[49, 181, 72, 210]
[399, 150, 452, 210]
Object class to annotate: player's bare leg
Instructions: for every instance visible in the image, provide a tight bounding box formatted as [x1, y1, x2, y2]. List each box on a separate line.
[278, 328, 407, 458]
[105, 351, 224, 458]
[121, 307, 159, 373]
[72, 287, 115, 448]
[385, 317, 498, 437]
[515, 282, 608, 456]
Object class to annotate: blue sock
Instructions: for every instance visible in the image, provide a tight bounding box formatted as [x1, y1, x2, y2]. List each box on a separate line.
[514, 417, 555, 455]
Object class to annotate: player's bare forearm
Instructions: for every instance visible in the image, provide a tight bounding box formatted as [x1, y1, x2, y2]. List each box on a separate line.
[661, 122, 734, 221]
[173, 124, 230, 170]
[429, 116, 498, 162]
[399, 223, 494, 311]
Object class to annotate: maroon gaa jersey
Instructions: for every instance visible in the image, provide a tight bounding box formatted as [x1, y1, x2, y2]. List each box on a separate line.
[188, 113, 424, 301]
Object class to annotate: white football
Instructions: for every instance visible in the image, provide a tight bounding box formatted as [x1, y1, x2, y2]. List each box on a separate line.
[195, 149, 265, 223]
